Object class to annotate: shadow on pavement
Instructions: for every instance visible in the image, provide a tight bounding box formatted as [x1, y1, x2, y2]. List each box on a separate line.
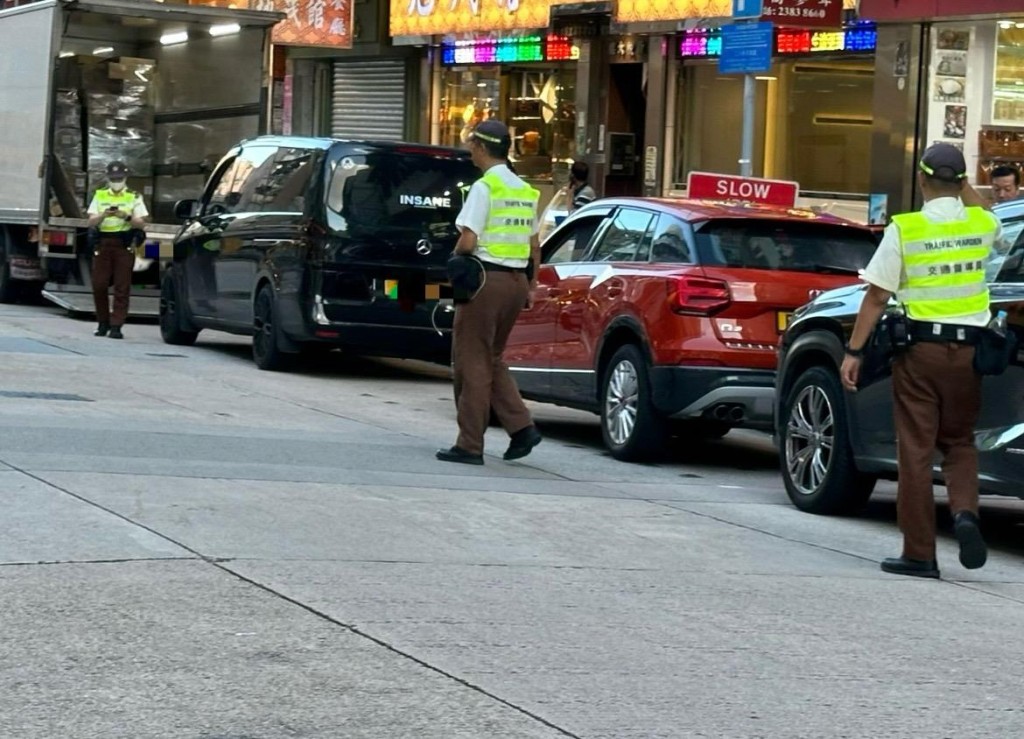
[531, 415, 780, 473]
[195, 339, 452, 384]
[859, 493, 1024, 560]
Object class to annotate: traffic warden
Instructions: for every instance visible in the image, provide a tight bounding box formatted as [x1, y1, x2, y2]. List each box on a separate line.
[841, 143, 1000, 579]
[86, 161, 148, 339]
[437, 119, 543, 465]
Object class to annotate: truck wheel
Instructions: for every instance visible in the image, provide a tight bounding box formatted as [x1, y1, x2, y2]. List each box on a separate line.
[780, 365, 876, 515]
[0, 261, 16, 304]
[600, 344, 668, 461]
[159, 270, 199, 346]
[253, 285, 292, 371]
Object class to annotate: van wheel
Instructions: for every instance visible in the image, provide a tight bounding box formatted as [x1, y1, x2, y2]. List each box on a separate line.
[780, 365, 876, 514]
[253, 285, 291, 371]
[600, 344, 668, 461]
[159, 270, 199, 346]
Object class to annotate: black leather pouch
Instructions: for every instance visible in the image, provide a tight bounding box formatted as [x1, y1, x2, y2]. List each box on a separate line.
[447, 254, 483, 304]
[974, 328, 1019, 376]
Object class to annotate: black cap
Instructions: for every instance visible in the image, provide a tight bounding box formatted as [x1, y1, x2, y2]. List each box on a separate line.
[470, 119, 511, 147]
[919, 143, 967, 183]
[106, 161, 129, 178]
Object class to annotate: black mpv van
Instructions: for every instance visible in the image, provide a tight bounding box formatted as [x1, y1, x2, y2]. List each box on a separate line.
[160, 136, 478, 369]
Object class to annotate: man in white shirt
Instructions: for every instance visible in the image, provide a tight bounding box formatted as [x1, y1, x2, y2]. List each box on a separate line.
[841, 143, 999, 579]
[436, 120, 543, 465]
[86, 161, 149, 339]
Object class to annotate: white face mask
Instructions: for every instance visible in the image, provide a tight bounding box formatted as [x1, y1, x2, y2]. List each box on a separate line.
[109, 180, 126, 193]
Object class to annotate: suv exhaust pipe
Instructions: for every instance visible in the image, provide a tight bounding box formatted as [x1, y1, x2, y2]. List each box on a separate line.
[708, 403, 746, 424]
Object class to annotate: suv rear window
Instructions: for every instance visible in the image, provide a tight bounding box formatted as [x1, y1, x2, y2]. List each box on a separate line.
[326, 150, 478, 239]
[694, 219, 878, 275]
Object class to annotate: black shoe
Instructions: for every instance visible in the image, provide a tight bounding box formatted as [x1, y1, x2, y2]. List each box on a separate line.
[94, 322, 109, 337]
[504, 425, 542, 461]
[953, 511, 987, 570]
[435, 446, 484, 465]
[881, 556, 940, 579]
[108, 327, 124, 340]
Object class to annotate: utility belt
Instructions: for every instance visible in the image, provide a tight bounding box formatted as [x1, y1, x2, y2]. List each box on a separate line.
[479, 260, 527, 274]
[908, 320, 981, 346]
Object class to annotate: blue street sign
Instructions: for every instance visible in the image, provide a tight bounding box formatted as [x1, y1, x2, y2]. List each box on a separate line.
[731, 0, 764, 18]
[719, 22, 774, 75]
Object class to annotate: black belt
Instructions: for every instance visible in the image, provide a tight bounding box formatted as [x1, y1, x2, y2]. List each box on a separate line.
[909, 321, 981, 345]
[480, 261, 527, 274]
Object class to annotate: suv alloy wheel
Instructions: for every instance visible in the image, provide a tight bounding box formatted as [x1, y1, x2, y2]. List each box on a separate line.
[780, 365, 875, 514]
[600, 344, 668, 461]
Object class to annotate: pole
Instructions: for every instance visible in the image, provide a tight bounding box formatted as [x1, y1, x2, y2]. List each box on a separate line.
[740, 72, 755, 177]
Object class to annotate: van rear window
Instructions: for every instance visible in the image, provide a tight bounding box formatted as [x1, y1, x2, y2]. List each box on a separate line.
[694, 219, 879, 275]
[327, 151, 477, 236]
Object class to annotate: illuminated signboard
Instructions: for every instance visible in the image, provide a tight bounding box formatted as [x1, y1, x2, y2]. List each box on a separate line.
[441, 35, 580, 65]
[679, 23, 876, 58]
[392, 0, 551, 37]
[618, 0, 856, 24]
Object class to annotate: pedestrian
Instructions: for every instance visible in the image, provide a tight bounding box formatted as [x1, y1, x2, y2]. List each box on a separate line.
[86, 161, 148, 339]
[569, 161, 597, 212]
[989, 164, 1021, 204]
[840, 143, 1001, 579]
[437, 119, 543, 465]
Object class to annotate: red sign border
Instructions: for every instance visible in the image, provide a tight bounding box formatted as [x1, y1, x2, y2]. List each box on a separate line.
[686, 171, 801, 207]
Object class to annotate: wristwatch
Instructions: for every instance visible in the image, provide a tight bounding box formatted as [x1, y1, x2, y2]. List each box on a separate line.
[845, 344, 865, 359]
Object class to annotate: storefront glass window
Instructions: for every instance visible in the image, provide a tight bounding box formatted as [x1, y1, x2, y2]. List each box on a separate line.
[675, 57, 874, 194]
[437, 64, 577, 194]
[994, 24, 1024, 124]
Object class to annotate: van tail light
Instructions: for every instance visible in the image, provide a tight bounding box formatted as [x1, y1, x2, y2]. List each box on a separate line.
[672, 276, 731, 316]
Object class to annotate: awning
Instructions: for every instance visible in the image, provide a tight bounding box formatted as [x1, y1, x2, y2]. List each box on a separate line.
[858, 0, 1024, 22]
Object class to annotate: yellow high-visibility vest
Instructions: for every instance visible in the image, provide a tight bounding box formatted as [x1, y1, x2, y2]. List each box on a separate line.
[892, 207, 995, 321]
[93, 188, 137, 233]
[478, 171, 539, 263]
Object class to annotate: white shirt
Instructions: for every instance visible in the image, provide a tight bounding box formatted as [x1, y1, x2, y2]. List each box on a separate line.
[456, 163, 539, 268]
[861, 197, 1002, 327]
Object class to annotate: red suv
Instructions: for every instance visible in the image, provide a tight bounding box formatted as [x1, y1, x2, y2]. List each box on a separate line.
[505, 197, 879, 461]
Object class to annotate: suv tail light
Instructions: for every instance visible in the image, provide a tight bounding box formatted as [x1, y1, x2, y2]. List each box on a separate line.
[672, 276, 731, 316]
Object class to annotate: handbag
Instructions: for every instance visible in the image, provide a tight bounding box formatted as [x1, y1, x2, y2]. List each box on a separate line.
[973, 327, 1019, 376]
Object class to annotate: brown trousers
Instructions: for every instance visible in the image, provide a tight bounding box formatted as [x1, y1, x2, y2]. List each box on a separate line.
[451, 270, 533, 455]
[893, 342, 982, 560]
[92, 239, 134, 327]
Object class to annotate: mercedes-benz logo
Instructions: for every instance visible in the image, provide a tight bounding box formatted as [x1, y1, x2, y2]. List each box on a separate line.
[416, 239, 433, 256]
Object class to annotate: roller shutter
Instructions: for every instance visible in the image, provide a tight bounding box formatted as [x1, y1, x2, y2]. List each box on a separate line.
[331, 59, 407, 141]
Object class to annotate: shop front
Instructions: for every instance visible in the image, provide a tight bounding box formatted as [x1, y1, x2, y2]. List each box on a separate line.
[860, 0, 1024, 212]
[389, 0, 589, 206]
[670, 22, 878, 195]
[433, 35, 580, 203]
[252, 0, 416, 141]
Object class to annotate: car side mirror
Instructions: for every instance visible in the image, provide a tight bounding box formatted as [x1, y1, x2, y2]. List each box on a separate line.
[174, 199, 199, 221]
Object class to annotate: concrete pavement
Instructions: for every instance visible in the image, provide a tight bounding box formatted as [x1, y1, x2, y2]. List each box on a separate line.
[1, 302, 1023, 738]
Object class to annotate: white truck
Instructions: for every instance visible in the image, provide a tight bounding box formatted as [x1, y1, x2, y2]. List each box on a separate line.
[0, 0, 280, 312]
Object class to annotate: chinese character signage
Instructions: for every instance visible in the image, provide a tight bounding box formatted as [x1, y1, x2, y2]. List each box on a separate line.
[391, 0, 551, 37]
[616, 0, 853, 24]
[761, 0, 843, 28]
[679, 22, 876, 57]
[252, 0, 352, 48]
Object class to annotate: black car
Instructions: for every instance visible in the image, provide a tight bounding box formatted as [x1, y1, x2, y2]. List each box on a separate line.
[160, 137, 478, 369]
[775, 207, 1024, 514]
